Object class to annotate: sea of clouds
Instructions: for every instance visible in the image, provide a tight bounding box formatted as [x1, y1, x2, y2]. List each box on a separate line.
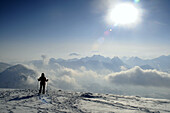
[24, 57, 170, 99]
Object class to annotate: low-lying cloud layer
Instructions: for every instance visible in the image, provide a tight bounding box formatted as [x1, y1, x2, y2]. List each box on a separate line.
[24, 61, 170, 99]
[28, 61, 170, 92]
[28, 62, 102, 91]
[106, 66, 170, 87]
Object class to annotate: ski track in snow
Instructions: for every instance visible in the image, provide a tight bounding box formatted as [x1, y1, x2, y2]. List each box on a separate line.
[0, 89, 170, 113]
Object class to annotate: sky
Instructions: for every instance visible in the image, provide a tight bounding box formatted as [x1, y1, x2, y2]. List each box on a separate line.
[0, 0, 170, 62]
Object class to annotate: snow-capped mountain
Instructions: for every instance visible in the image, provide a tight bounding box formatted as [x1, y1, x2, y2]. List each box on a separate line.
[28, 55, 170, 74]
[80, 55, 111, 63]
[0, 64, 37, 89]
[151, 55, 170, 72]
[48, 55, 126, 73]
[122, 55, 170, 73]
[123, 56, 145, 67]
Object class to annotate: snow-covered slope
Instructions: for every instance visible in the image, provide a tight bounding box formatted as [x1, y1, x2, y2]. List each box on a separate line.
[0, 64, 37, 89]
[0, 62, 11, 73]
[0, 88, 170, 113]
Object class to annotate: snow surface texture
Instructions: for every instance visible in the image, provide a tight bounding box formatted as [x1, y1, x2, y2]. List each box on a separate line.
[0, 89, 170, 113]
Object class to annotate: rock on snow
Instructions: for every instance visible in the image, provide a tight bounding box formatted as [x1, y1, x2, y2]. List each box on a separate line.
[0, 88, 170, 113]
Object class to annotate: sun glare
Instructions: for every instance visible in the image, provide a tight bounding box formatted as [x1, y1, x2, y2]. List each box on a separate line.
[106, 3, 140, 26]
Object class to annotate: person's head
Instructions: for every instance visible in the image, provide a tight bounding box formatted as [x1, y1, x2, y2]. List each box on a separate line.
[41, 73, 45, 77]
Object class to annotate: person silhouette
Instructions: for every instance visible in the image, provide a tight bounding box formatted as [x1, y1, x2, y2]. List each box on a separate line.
[38, 73, 48, 94]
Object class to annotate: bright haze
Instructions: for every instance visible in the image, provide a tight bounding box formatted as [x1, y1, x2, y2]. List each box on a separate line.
[0, 0, 170, 61]
[1, 0, 170, 100]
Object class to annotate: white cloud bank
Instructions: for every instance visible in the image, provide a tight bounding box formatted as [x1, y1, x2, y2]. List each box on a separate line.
[106, 66, 170, 88]
[28, 62, 102, 91]
[25, 62, 170, 99]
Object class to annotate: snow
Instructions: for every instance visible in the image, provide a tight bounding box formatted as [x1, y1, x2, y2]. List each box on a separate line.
[0, 88, 170, 113]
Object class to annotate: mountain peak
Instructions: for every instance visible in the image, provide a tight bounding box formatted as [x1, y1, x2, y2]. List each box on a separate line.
[129, 56, 142, 61]
[2, 64, 36, 77]
[80, 55, 111, 63]
[111, 56, 124, 65]
[112, 56, 120, 60]
[0, 64, 37, 88]
[6, 64, 29, 72]
[153, 55, 170, 61]
[112, 56, 122, 61]
[91, 55, 111, 62]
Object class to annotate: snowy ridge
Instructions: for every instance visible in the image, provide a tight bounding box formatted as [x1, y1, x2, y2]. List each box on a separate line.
[0, 89, 170, 113]
[0, 64, 37, 89]
[0, 62, 11, 73]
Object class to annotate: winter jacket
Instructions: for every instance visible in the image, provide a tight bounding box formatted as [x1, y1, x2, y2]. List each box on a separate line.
[38, 76, 48, 85]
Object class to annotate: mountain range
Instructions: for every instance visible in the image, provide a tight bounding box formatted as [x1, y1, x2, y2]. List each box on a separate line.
[123, 55, 170, 72]
[47, 55, 170, 73]
[49, 55, 127, 73]
[0, 55, 170, 90]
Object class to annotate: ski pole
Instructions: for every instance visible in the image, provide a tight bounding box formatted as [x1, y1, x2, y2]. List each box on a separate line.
[36, 80, 39, 100]
[46, 81, 48, 94]
[37, 80, 39, 93]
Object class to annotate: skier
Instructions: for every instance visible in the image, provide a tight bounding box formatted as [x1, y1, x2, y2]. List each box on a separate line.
[38, 73, 48, 94]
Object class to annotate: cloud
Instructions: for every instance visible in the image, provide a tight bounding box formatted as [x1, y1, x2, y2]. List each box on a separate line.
[69, 53, 80, 57]
[106, 66, 170, 88]
[41, 55, 47, 60]
[25, 62, 170, 99]
[51, 65, 101, 91]
[26, 76, 36, 85]
[120, 66, 127, 71]
[57, 75, 81, 90]
[41, 55, 49, 65]
[27, 61, 102, 91]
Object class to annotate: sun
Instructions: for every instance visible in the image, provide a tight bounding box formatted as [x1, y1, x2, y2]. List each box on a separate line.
[106, 3, 140, 26]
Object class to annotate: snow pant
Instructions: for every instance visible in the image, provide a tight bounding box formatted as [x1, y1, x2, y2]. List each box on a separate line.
[39, 83, 46, 94]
